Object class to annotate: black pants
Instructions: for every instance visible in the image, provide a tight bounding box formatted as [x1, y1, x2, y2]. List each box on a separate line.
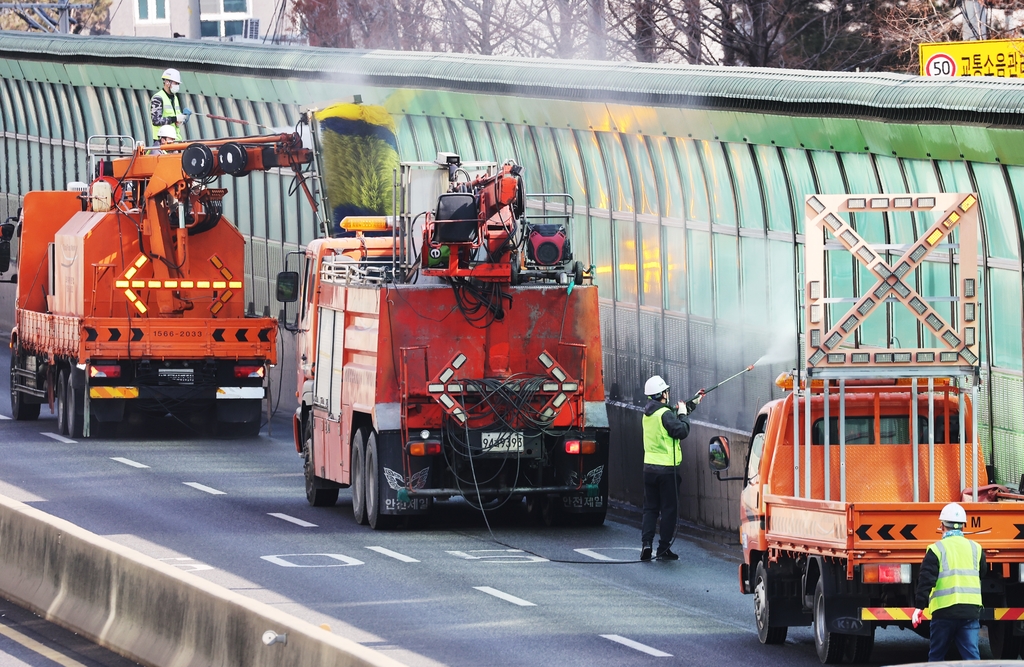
[641, 470, 680, 549]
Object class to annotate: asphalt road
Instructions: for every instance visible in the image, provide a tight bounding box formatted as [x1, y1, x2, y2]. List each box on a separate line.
[0, 349, 955, 667]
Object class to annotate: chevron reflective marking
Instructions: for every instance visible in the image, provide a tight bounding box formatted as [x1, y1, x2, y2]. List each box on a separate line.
[131, 328, 144, 341]
[860, 607, 921, 621]
[212, 329, 225, 342]
[89, 386, 139, 399]
[854, 523, 921, 541]
[993, 608, 1024, 621]
[258, 328, 271, 342]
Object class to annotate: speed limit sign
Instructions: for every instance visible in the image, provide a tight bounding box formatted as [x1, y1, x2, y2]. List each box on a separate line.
[925, 52, 957, 77]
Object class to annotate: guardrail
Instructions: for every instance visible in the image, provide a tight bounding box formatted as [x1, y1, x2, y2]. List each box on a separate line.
[0, 493, 406, 667]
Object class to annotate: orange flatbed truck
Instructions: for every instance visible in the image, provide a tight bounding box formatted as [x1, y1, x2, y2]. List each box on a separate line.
[709, 193, 1024, 663]
[9, 132, 315, 437]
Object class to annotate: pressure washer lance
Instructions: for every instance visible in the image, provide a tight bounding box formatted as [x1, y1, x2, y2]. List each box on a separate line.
[687, 364, 755, 403]
[183, 109, 275, 130]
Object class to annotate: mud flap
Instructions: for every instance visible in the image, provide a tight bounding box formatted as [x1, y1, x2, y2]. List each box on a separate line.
[817, 558, 872, 636]
[556, 428, 609, 515]
[375, 430, 431, 515]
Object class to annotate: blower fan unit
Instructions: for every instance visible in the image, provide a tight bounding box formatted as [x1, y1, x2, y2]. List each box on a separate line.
[527, 224, 569, 266]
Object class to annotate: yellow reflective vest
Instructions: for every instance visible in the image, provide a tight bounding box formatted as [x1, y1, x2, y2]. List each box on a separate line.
[927, 535, 982, 613]
[152, 89, 182, 141]
[642, 406, 681, 467]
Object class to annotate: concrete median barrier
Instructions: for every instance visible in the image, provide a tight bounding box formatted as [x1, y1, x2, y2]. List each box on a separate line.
[0, 493, 406, 667]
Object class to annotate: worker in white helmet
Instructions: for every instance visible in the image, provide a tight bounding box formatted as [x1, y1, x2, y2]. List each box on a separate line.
[150, 67, 187, 143]
[912, 502, 985, 661]
[639, 375, 703, 562]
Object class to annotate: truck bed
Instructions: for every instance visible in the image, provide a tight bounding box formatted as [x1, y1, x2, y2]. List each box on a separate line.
[765, 492, 1024, 574]
[17, 311, 277, 362]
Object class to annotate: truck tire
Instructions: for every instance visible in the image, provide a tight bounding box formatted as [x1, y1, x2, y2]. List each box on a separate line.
[10, 349, 39, 421]
[843, 628, 873, 664]
[813, 578, 847, 663]
[56, 368, 69, 436]
[303, 422, 338, 507]
[351, 427, 368, 525]
[66, 380, 84, 439]
[365, 431, 396, 530]
[754, 561, 788, 645]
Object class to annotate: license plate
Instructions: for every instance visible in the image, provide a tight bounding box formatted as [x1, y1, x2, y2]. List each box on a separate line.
[481, 431, 524, 453]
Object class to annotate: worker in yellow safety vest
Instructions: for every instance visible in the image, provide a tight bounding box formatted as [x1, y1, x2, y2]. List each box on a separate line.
[640, 375, 702, 562]
[150, 68, 188, 142]
[912, 502, 985, 661]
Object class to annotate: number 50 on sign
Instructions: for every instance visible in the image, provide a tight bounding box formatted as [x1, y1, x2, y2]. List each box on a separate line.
[923, 52, 957, 76]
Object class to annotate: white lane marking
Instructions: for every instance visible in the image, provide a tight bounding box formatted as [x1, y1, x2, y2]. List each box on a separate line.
[473, 586, 536, 607]
[111, 457, 149, 469]
[575, 547, 639, 562]
[268, 512, 317, 527]
[41, 432, 76, 444]
[600, 635, 672, 657]
[0, 621, 90, 667]
[158, 557, 213, 572]
[261, 553, 362, 567]
[447, 549, 548, 563]
[366, 546, 419, 563]
[0, 414, 10, 420]
[183, 482, 226, 495]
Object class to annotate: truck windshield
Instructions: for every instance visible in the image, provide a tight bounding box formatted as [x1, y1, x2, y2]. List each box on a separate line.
[812, 415, 960, 445]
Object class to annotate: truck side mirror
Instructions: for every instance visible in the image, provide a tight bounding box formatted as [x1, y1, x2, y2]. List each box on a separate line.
[0, 239, 9, 274]
[0, 222, 14, 241]
[275, 271, 299, 303]
[709, 436, 731, 471]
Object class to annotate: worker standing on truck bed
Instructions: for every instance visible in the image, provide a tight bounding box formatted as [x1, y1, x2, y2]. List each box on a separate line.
[640, 375, 700, 562]
[913, 502, 985, 661]
[150, 68, 185, 142]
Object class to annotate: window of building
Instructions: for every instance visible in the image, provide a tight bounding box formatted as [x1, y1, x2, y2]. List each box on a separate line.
[137, 0, 166, 21]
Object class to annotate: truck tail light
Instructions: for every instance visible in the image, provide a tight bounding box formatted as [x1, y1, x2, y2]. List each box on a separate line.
[234, 364, 265, 378]
[862, 563, 911, 584]
[564, 439, 596, 455]
[408, 441, 441, 456]
[88, 364, 121, 378]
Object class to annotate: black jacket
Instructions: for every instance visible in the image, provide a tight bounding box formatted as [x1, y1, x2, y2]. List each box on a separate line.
[643, 399, 691, 440]
[915, 540, 986, 620]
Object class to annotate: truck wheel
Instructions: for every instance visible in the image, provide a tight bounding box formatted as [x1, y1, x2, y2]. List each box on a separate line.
[813, 579, 846, 663]
[753, 561, 788, 644]
[843, 628, 873, 664]
[10, 349, 39, 421]
[66, 379, 84, 439]
[303, 424, 338, 507]
[56, 368, 69, 436]
[351, 427, 368, 525]
[988, 621, 1021, 659]
[365, 431, 396, 530]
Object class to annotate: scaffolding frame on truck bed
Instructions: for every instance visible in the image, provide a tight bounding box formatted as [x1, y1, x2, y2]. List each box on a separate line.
[796, 193, 982, 504]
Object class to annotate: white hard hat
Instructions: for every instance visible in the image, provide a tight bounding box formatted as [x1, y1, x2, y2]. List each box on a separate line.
[157, 125, 177, 140]
[939, 502, 967, 525]
[161, 68, 181, 83]
[644, 375, 670, 397]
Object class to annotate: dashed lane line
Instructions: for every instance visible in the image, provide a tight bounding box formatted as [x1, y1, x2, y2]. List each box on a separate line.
[600, 635, 672, 657]
[473, 586, 536, 607]
[365, 546, 419, 563]
[183, 482, 226, 495]
[41, 432, 76, 444]
[0, 414, 10, 420]
[111, 457, 150, 468]
[268, 512, 317, 528]
[0, 621, 90, 667]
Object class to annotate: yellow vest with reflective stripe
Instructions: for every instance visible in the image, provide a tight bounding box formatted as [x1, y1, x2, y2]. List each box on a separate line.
[927, 535, 982, 613]
[642, 406, 681, 467]
[152, 89, 182, 141]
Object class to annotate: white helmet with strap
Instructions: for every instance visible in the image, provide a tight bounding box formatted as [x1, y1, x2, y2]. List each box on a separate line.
[644, 375, 669, 397]
[939, 502, 967, 526]
[161, 68, 181, 83]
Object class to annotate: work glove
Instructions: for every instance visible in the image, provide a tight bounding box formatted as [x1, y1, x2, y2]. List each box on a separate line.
[175, 114, 185, 124]
[678, 390, 705, 416]
[912, 608, 925, 628]
[182, 108, 193, 120]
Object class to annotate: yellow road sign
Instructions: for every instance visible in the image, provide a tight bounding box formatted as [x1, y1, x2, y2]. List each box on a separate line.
[920, 39, 1024, 77]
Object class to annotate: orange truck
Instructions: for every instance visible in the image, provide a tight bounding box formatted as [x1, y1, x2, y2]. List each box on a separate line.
[709, 193, 1024, 663]
[275, 155, 609, 529]
[9, 132, 314, 437]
